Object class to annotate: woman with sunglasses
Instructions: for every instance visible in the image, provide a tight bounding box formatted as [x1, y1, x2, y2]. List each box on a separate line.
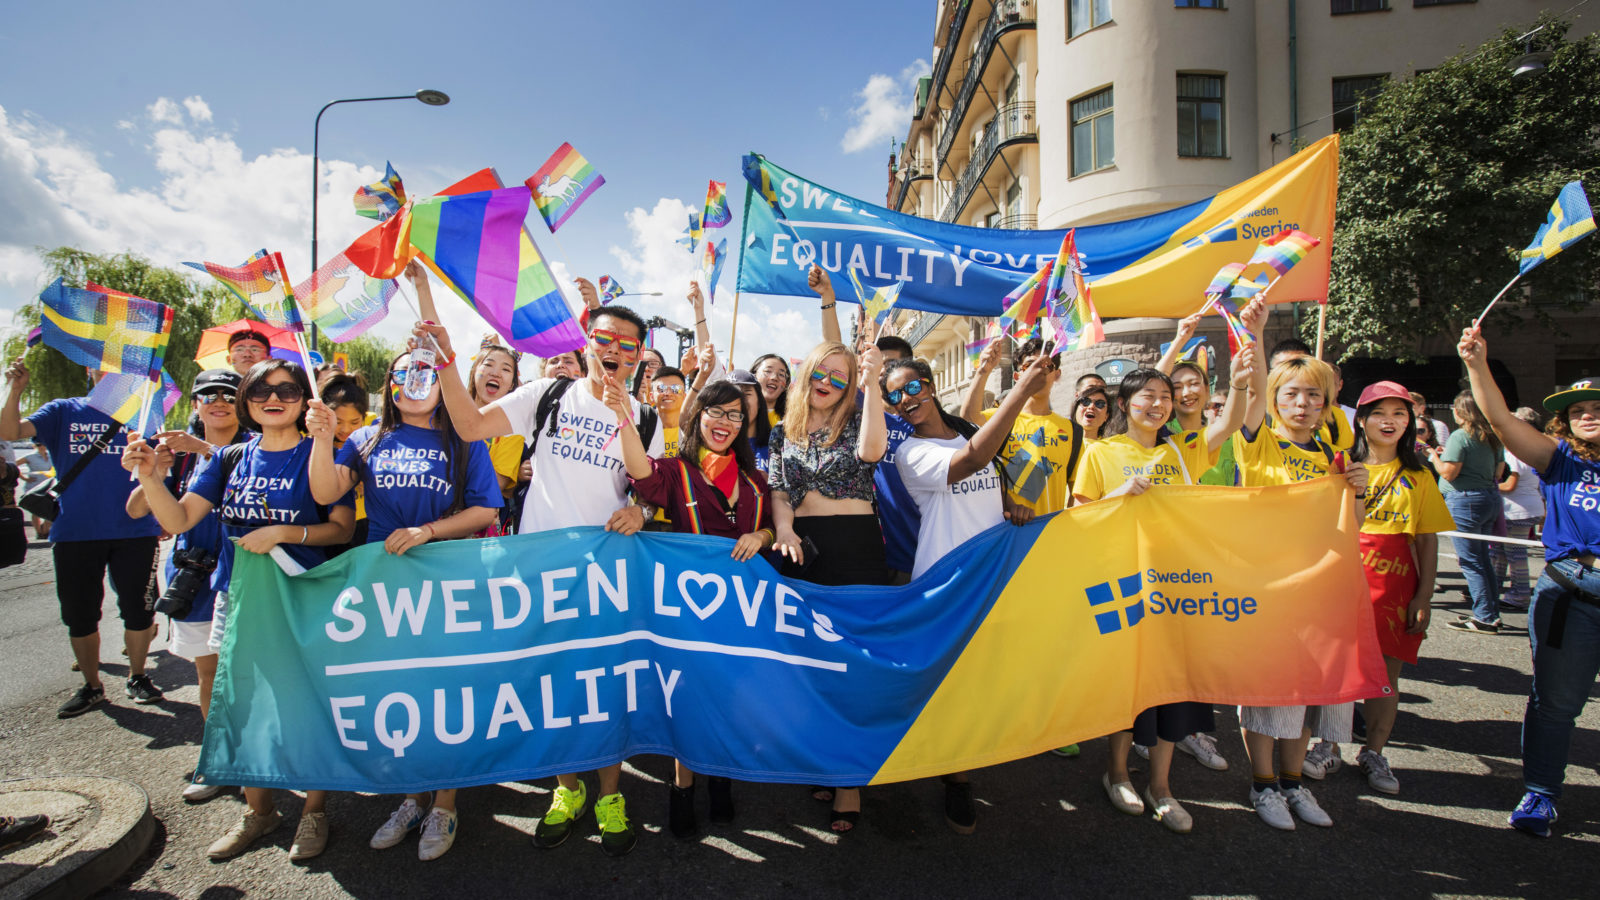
[305, 349, 501, 861]
[884, 354, 1050, 835]
[609, 377, 773, 839]
[1074, 386, 1111, 442]
[123, 360, 356, 863]
[468, 342, 525, 536]
[768, 333, 885, 832]
[127, 369, 247, 803]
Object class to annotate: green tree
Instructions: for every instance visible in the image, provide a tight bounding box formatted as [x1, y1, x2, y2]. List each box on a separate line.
[315, 332, 399, 397]
[1323, 14, 1600, 362]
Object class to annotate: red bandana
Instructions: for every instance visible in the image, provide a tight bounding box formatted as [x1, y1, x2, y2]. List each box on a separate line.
[698, 448, 738, 498]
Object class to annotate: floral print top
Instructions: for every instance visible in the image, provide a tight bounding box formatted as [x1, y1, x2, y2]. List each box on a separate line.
[768, 409, 878, 508]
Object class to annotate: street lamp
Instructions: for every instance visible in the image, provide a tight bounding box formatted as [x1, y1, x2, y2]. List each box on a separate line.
[310, 89, 450, 346]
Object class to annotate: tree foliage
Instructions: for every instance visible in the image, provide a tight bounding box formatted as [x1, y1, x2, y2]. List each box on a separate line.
[5, 248, 398, 427]
[1324, 14, 1600, 362]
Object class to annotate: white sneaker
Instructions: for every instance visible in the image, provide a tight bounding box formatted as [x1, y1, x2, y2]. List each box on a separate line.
[1102, 774, 1144, 815]
[1250, 788, 1295, 831]
[1357, 748, 1400, 795]
[1284, 787, 1333, 827]
[1177, 733, 1229, 771]
[370, 798, 427, 850]
[1304, 741, 1343, 780]
[418, 808, 458, 861]
[182, 780, 222, 802]
[1133, 743, 1150, 760]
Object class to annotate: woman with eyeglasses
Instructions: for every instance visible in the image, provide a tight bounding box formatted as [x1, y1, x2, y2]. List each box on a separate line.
[884, 354, 1050, 835]
[1074, 386, 1111, 441]
[126, 369, 247, 803]
[610, 377, 773, 839]
[123, 360, 356, 863]
[305, 349, 502, 861]
[768, 327, 886, 833]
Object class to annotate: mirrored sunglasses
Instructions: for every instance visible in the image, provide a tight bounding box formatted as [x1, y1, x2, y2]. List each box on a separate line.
[885, 379, 928, 406]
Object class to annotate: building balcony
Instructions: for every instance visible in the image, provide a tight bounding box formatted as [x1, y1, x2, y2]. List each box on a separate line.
[934, 0, 1037, 167]
[940, 101, 1036, 224]
[891, 155, 933, 212]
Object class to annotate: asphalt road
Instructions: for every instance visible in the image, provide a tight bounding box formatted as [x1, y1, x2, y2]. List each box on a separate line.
[2, 532, 1597, 899]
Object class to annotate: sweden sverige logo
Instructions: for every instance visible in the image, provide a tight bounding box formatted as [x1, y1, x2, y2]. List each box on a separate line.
[1086, 573, 1144, 635]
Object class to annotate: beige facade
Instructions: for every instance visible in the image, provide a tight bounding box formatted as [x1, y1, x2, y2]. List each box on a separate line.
[886, 0, 1596, 412]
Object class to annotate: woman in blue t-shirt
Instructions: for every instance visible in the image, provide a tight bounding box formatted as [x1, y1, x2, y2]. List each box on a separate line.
[1460, 326, 1600, 839]
[124, 360, 355, 864]
[307, 349, 502, 862]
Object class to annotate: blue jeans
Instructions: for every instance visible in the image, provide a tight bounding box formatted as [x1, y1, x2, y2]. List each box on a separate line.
[1445, 490, 1502, 623]
[1493, 516, 1544, 603]
[1523, 559, 1600, 799]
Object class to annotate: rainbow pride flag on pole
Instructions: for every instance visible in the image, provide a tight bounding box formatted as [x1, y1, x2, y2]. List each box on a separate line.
[186, 252, 305, 332]
[1246, 230, 1321, 278]
[89, 369, 178, 436]
[294, 252, 397, 342]
[409, 185, 585, 356]
[998, 262, 1051, 339]
[1039, 231, 1104, 352]
[598, 276, 625, 305]
[700, 238, 728, 304]
[353, 162, 406, 221]
[36, 279, 173, 378]
[527, 143, 605, 233]
[703, 180, 732, 230]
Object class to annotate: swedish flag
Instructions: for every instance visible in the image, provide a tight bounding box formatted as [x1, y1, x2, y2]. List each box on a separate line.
[1520, 180, 1595, 275]
[37, 279, 173, 378]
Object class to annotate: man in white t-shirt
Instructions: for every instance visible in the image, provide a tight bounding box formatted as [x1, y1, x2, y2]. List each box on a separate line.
[414, 264, 663, 859]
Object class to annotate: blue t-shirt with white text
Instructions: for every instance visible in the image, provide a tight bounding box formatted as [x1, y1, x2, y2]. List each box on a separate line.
[1538, 441, 1600, 563]
[874, 410, 921, 574]
[337, 423, 502, 544]
[24, 397, 159, 542]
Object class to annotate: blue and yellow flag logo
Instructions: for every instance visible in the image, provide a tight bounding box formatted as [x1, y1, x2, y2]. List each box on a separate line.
[1520, 180, 1596, 275]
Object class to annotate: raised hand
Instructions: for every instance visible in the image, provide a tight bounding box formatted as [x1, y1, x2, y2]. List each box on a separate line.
[1239, 296, 1269, 335]
[121, 435, 161, 480]
[688, 281, 705, 310]
[575, 277, 600, 310]
[4, 357, 28, 391]
[977, 339, 1001, 372]
[1457, 325, 1487, 367]
[305, 399, 337, 441]
[413, 320, 454, 362]
[807, 265, 834, 299]
[1014, 353, 1050, 397]
[858, 344, 882, 388]
[1173, 312, 1203, 346]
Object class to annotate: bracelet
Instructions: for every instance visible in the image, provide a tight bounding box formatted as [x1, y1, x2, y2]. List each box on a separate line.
[696, 318, 707, 326]
[819, 302, 835, 310]
[300, 525, 308, 544]
[438, 353, 456, 370]
[760, 528, 776, 547]
[424, 522, 437, 539]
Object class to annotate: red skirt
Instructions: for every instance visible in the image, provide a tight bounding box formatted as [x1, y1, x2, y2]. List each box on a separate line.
[1361, 531, 1424, 664]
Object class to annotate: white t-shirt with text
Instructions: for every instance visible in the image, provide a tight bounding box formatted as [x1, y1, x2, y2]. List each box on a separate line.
[896, 434, 1006, 580]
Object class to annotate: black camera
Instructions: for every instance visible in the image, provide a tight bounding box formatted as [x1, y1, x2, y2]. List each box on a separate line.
[156, 547, 217, 619]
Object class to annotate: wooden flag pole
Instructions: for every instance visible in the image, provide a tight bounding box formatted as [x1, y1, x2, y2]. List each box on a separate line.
[1315, 303, 1328, 360]
[727, 290, 743, 362]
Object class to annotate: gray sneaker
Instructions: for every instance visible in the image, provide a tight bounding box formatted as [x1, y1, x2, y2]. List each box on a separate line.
[1284, 787, 1333, 827]
[1357, 748, 1400, 794]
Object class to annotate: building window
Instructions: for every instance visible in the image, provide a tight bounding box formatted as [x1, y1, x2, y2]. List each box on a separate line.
[1071, 88, 1114, 175]
[1332, 75, 1387, 131]
[1069, 0, 1112, 38]
[1331, 0, 1388, 12]
[1414, 0, 1472, 6]
[1175, 0, 1224, 7]
[1177, 74, 1225, 157]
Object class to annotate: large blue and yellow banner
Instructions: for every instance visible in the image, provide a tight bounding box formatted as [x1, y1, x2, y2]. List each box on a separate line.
[736, 136, 1338, 319]
[198, 477, 1385, 793]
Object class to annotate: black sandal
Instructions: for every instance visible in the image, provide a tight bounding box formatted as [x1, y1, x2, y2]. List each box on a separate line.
[828, 808, 860, 834]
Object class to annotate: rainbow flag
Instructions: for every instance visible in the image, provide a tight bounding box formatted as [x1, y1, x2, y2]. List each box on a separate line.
[965, 334, 995, 368]
[1247, 230, 1321, 278]
[700, 238, 728, 304]
[527, 142, 605, 233]
[1206, 295, 1254, 355]
[353, 162, 406, 222]
[598, 275, 625, 305]
[1228, 271, 1271, 303]
[847, 268, 904, 324]
[186, 251, 304, 332]
[1042, 235, 1104, 352]
[703, 180, 732, 230]
[88, 369, 178, 436]
[36, 279, 173, 378]
[25, 326, 42, 347]
[293, 252, 397, 343]
[408, 185, 585, 356]
[1042, 229, 1081, 318]
[999, 262, 1051, 339]
[1204, 262, 1247, 297]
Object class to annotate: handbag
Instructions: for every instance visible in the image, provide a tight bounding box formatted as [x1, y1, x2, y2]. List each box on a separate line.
[17, 432, 116, 522]
[0, 507, 26, 568]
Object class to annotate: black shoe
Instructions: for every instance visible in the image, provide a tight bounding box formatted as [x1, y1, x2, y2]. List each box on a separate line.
[58, 684, 105, 718]
[668, 784, 697, 840]
[1447, 618, 1501, 634]
[707, 776, 735, 824]
[943, 779, 977, 835]
[0, 814, 52, 851]
[125, 673, 164, 705]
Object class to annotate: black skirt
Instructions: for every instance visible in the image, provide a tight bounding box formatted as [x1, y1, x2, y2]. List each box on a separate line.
[780, 513, 889, 587]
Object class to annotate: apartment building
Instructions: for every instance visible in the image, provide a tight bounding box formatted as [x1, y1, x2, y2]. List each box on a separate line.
[886, 0, 1596, 412]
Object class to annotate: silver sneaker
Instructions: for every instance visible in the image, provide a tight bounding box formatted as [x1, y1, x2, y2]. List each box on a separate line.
[1284, 787, 1333, 827]
[370, 798, 426, 849]
[1250, 788, 1295, 831]
[1178, 733, 1229, 771]
[418, 807, 458, 861]
[1357, 748, 1400, 795]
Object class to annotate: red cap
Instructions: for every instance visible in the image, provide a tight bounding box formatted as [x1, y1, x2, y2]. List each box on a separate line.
[1357, 380, 1412, 408]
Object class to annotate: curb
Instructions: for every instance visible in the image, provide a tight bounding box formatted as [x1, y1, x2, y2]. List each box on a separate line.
[0, 775, 154, 900]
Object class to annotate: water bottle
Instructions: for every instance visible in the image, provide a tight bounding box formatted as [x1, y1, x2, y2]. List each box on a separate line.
[403, 346, 437, 400]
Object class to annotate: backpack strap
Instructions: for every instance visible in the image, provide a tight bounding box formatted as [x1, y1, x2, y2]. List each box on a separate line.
[528, 377, 576, 455]
[1064, 420, 1085, 486]
[636, 405, 659, 450]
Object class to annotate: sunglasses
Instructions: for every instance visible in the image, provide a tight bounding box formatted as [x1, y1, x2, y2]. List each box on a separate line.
[654, 383, 685, 395]
[194, 391, 236, 406]
[885, 379, 928, 406]
[245, 382, 305, 404]
[590, 329, 641, 356]
[811, 367, 849, 391]
[1076, 397, 1108, 409]
[703, 406, 747, 423]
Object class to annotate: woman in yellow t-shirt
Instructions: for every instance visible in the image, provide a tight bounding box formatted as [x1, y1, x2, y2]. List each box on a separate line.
[1235, 351, 1370, 830]
[469, 343, 525, 535]
[1346, 380, 1451, 796]
[1072, 350, 1254, 834]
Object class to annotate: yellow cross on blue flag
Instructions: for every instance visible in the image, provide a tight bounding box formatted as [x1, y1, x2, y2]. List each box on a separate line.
[1520, 180, 1595, 275]
[847, 268, 904, 324]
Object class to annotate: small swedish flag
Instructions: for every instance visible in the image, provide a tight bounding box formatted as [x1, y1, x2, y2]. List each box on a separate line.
[1519, 181, 1595, 275]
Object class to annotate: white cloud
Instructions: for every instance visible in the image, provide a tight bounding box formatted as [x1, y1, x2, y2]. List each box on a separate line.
[181, 96, 212, 122]
[840, 58, 930, 154]
[147, 97, 183, 124]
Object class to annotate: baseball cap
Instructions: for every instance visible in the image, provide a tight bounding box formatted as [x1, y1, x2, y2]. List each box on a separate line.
[228, 329, 271, 349]
[1357, 380, 1412, 408]
[192, 369, 242, 395]
[726, 369, 760, 387]
[1543, 378, 1600, 414]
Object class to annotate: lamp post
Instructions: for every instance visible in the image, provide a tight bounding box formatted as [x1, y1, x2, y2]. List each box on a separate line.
[310, 89, 450, 347]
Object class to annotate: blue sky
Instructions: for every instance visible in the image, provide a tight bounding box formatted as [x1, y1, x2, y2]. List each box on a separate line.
[0, 0, 932, 368]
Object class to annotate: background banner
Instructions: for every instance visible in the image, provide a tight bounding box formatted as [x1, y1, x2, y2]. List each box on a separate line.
[198, 477, 1383, 793]
[736, 136, 1337, 320]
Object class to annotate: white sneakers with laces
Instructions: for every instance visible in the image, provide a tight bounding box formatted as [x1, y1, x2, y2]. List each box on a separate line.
[418, 807, 458, 861]
[370, 798, 427, 850]
[1303, 740, 1343, 780]
[1177, 733, 1229, 771]
[1357, 748, 1401, 794]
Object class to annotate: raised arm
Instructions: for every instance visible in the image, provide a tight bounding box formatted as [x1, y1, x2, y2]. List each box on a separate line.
[304, 399, 360, 505]
[600, 357, 652, 480]
[960, 340, 1001, 425]
[124, 435, 212, 535]
[1206, 341, 1256, 453]
[687, 281, 713, 350]
[1237, 297, 1271, 436]
[1459, 325, 1557, 472]
[855, 345, 887, 463]
[808, 265, 842, 345]
[409, 262, 513, 443]
[1, 358, 36, 441]
[947, 359, 1050, 484]
[1155, 313, 1203, 376]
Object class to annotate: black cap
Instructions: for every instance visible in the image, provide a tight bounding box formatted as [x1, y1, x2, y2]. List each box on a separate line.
[726, 368, 760, 387]
[192, 369, 242, 395]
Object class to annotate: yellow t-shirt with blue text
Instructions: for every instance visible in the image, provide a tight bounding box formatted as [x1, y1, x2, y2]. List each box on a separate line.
[1074, 431, 1211, 502]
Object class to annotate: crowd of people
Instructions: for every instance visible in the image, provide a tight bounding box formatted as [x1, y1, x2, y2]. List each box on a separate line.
[1, 261, 1596, 862]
